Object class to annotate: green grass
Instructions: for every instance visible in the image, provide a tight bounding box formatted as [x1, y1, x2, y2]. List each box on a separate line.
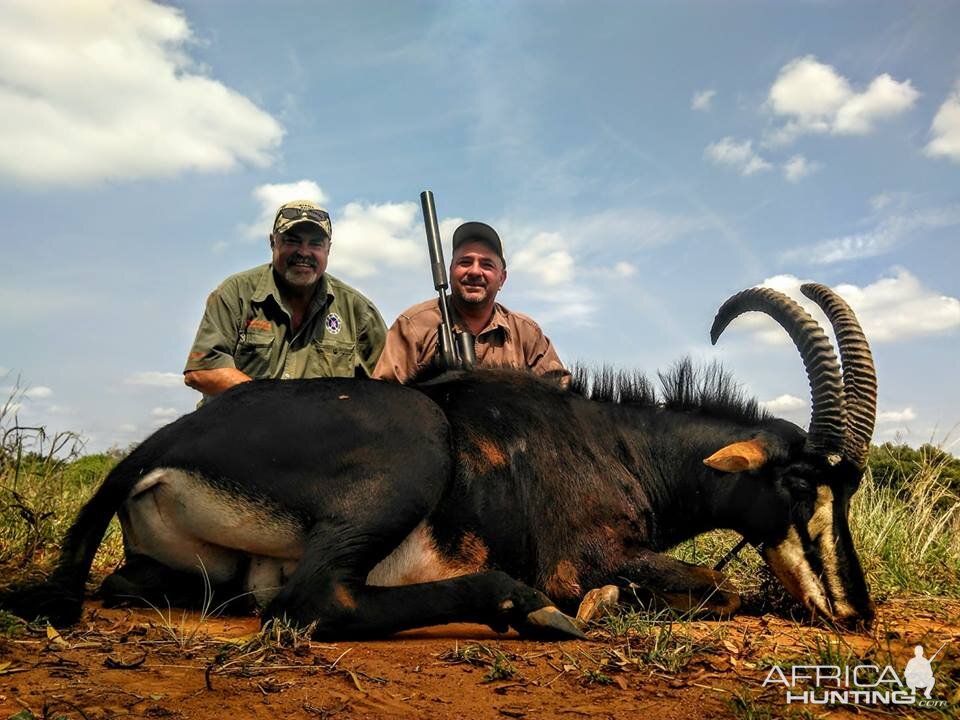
[0, 400, 125, 580]
[438, 642, 519, 682]
[851, 449, 960, 598]
[591, 604, 717, 674]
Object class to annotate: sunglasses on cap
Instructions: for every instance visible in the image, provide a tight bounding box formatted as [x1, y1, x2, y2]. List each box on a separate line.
[278, 207, 330, 223]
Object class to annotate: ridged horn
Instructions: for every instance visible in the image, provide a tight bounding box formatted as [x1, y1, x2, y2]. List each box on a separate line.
[710, 287, 845, 459]
[800, 283, 877, 469]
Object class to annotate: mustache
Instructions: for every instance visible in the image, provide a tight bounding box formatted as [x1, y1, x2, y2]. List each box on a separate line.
[288, 255, 317, 268]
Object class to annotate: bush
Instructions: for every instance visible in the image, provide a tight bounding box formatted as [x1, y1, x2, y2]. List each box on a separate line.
[868, 442, 960, 491]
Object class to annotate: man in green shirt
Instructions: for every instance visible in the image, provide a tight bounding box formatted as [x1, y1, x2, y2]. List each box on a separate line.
[184, 200, 387, 401]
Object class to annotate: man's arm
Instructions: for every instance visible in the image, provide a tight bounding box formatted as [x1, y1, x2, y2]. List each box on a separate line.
[373, 314, 433, 384]
[183, 285, 247, 397]
[355, 303, 388, 378]
[524, 322, 572, 388]
[183, 367, 252, 395]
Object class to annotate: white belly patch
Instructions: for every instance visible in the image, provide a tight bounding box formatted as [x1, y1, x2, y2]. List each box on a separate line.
[119, 470, 478, 605]
[120, 468, 304, 587]
[366, 521, 481, 586]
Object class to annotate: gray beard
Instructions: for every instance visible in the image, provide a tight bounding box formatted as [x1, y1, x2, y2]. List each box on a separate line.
[282, 265, 318, 287]
[454, 287, 488, 305]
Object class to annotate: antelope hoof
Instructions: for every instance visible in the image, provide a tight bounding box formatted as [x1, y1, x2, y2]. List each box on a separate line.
[524, 606, 587, 640]
[576, 585, 621, 625]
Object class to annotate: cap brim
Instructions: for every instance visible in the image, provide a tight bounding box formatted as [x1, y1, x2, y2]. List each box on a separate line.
[276, 218, 330, 236]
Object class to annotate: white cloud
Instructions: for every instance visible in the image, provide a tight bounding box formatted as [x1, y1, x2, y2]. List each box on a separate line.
[332, 201, 425, 277]
[833, 74, 920, 134]
[47, 405, 77, 416]
[877, 407, 916, 423]
[511, 232, 574, 286]
[925, 85, 960, 163]
[500, 207, 705, 326]
[3, 402, 23, 416]
[731, 271, 960, 346]
[0, 0, 283, 185]
[764, 56, 918, 145]
[0, 384, 51, 399]
[783, 206, 960, 265]
[768, 56, 852, 120]
[118, 423, 138, 434]
[762, 394, 806, 413]
[0, 366, 8, 376]
[243, 180, 330, 239]
[125, 371, 184, 388]
[704, 137, 773, 176]
[151, 406, 181, 427]
[869, 193, 894, 211]
[782, 154, 819, 182]
[151, 407, 180, 418]
[23, 386, 53, 399]
[832, 270, 960, 342]
[691, 89, 716, 111]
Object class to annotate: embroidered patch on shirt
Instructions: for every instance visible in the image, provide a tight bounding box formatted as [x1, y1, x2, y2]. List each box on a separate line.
[246, 318, 272, 332]
[325, 312, 342, 335]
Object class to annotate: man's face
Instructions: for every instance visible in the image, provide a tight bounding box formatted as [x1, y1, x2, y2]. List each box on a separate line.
[270, 225, 331, 289]
[450, 240, 507, 307]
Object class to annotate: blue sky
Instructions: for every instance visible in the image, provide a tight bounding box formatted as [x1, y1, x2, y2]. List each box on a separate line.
[1, 0, 958, 454]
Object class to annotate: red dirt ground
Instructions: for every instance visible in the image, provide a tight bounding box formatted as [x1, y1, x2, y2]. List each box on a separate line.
[1, 596, 958, 719]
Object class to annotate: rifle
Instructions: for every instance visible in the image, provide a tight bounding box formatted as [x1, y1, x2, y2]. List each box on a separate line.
[420, 190, 476, 370]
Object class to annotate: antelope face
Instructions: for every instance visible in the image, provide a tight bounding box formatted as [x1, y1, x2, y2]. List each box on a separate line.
[706, 439, 874, 624]
[759, 459, 873, 624]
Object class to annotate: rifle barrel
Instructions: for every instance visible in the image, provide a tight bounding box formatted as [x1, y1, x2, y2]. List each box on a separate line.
[421, 191, 448, 291]
[420, 190, 458, 369]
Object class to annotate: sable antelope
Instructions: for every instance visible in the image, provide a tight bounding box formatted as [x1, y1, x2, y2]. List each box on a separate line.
[1, 284, 876, 637]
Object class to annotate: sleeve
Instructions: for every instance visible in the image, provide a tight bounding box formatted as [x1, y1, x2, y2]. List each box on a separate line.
[525, 324, 573, 387]
[183, 284, 244, 373]
[372, 314, 429, 384]
[355, 302, 388, 378]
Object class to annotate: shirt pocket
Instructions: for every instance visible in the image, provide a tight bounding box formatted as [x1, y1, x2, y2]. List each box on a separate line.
[307, 338, 357, 378]
[235, 332, 276, 378]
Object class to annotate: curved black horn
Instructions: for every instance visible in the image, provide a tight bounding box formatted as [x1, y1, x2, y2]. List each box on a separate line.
[800, 283, 877, 469]
[710, 287, 845, 459]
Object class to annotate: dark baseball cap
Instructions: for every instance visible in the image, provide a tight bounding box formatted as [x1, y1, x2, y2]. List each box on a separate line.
[452, 222, 506, 267]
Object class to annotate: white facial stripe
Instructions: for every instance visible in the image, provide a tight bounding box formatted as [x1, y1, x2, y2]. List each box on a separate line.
[806, 485, 832, 541]
[808, 485, 855, 618]
[764, 526, 831, 616]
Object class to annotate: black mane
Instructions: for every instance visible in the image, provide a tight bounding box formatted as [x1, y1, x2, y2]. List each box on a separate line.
[409, 356, 770, 426]
[570, 357, 770, 426]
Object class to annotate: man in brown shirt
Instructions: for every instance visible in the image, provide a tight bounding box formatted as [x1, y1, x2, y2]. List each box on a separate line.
[374, 221, 571, 385]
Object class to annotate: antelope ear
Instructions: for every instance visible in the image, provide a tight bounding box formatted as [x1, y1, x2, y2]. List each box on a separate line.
[703, 439, 769, 473]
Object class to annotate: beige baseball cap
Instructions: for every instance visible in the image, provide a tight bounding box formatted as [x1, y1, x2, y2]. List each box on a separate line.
[273, 200, 332, 238]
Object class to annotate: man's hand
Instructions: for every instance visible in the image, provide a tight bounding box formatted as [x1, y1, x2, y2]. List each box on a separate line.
[183, 368, 253, 396]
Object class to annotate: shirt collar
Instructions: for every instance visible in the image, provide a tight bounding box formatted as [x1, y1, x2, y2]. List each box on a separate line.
[452, 302, 511, 338]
